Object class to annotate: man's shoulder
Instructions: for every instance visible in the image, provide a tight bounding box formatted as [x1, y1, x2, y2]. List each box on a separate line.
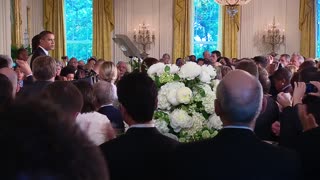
[100, 128, 179, 152]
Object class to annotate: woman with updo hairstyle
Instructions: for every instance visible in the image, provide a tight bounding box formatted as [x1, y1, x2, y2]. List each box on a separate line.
[99, 61, 118, 84]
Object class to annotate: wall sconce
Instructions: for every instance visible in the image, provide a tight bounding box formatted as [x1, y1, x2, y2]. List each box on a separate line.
[133, 23, 155, 59]
[262, 17, 285, 56]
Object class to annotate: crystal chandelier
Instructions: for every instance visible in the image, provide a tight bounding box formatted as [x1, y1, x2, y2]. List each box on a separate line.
[215, 0, 252, 18]
[262, 17, 285, 56]
[133, 23, 155, 59]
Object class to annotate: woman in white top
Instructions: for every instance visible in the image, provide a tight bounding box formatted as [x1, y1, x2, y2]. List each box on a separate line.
[74, 80, 115, 145]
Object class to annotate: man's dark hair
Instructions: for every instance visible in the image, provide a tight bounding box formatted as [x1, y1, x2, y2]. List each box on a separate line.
[197, 58, 204, 63]
[253, 56, 268, 69]
[117, 72, 157, 123]
[273, 67, 292, 83]
[235, 59, 258, 77]
[258, 67, 271, 94]
[0, 74, 13, 111]
[17, 48, 28, 56]
[299, 67, 320, 82]
[32, 56, 56, 81]
[41, 81, 83, 117]
[39, 30, 54, 40]
[73, 80, 96, 113]
[60, 66, 76, 77]
[211, 50, 221, 58]
[0, 99, 109, 180]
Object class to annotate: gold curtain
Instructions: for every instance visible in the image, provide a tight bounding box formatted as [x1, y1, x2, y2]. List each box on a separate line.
[93, 0, 114, 61]
[173, 0, 191, 63]
[222, 6, 240, 58]
[299, 0, 315, 58]
[43, 0, 66, 59]
[12, 0, 22, 47]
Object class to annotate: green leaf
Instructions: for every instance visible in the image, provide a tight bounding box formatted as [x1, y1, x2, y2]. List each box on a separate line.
[199, 88, 206, 97]
[164, 66, 170, 73]
[155, 76, 161, 88]
[173, 74, 180, 81]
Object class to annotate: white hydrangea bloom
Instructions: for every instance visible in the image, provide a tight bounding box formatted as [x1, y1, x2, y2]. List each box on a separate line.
[170, 109, 193, 132]
[207, 114, 223, 130]
[168, 64, 180, 74]
[158, 89, 171, 110]
[211, 79, 220, 90]
[158, 82, 185, 109]
[178, 62, 201, 80]
[199, 71, 211, 83]
[199, 84, 216, 114]
[176, 87, 192, 104]
[167, 89, 179, 106]
[202, 65, 216, 78]
[202, 93, 215, 114]
[147, 63, 165, 76]
[184, 112, 205, 136]
[199, 65, 216, 83]
[154, 120, 170, 133]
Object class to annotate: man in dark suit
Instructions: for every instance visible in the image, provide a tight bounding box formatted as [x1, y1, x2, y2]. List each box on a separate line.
[94, 81, 124, 135]
[17, 56, 56, 99]
[100, 72, 179, 180]
[173, 70, 301, 180]
[30, 31, 55, 69]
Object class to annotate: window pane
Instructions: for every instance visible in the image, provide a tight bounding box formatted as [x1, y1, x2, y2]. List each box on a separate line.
[65, 0, 93, 61]
[317, 0, 320, 57]
[193, 0, 220, 59]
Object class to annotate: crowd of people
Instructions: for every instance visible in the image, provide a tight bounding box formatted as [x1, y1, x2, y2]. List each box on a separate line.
[0, 30, 320, 180]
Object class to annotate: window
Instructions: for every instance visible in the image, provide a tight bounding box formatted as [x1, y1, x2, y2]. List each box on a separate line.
[193, 0, 220, 59]
[65, 0, 93, 61]
[317, 0, 320, 57]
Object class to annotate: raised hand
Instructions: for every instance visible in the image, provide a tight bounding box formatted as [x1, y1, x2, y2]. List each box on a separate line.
[292, 82, 306, 106]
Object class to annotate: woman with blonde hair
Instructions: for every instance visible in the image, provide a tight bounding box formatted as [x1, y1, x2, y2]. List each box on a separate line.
[99, 61, 118, 83]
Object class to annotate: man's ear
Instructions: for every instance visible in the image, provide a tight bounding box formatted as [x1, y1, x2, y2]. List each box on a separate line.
[261, 96, 267, 114]
[214, 99, 222, 116]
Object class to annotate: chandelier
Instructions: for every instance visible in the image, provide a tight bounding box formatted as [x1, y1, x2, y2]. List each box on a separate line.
[262, 17, 285, 56]
[133, 23, 155, 59]
[215, 0, 252, 18]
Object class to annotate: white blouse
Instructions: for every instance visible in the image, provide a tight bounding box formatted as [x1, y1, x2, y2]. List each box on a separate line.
[76, 111, 115, 145]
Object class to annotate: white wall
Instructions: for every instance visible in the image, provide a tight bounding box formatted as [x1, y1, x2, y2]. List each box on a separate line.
[113, 0, 173, 63]
[0, 0, 12, 55]
[5, 0, 300, 59]
[240, 0, 300, 58]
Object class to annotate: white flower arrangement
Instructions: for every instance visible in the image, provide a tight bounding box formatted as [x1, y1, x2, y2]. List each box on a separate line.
[152, 62, 222, 142]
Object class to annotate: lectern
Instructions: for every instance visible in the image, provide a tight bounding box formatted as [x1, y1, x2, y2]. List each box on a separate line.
[113, 34, 142, 59]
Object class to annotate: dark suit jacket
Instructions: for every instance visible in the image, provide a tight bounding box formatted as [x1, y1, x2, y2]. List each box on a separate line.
[17, 80, 52, 99]
[30, 47, 47, 69]
[98, 105, 124, 134]
[254, 95, 279, 141]
[296, 127, 320, 180]
[173, 128, 301, 180]
[100, 127, 179, 180]
[279, 105, 303, 148]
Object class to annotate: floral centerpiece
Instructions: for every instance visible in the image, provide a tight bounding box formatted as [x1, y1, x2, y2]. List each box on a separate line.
[147, 62, 222, 142]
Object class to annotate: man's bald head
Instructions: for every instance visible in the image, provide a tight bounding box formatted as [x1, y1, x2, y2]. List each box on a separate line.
[215, 70, 263, 125]
[0, 68, 17, 98]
